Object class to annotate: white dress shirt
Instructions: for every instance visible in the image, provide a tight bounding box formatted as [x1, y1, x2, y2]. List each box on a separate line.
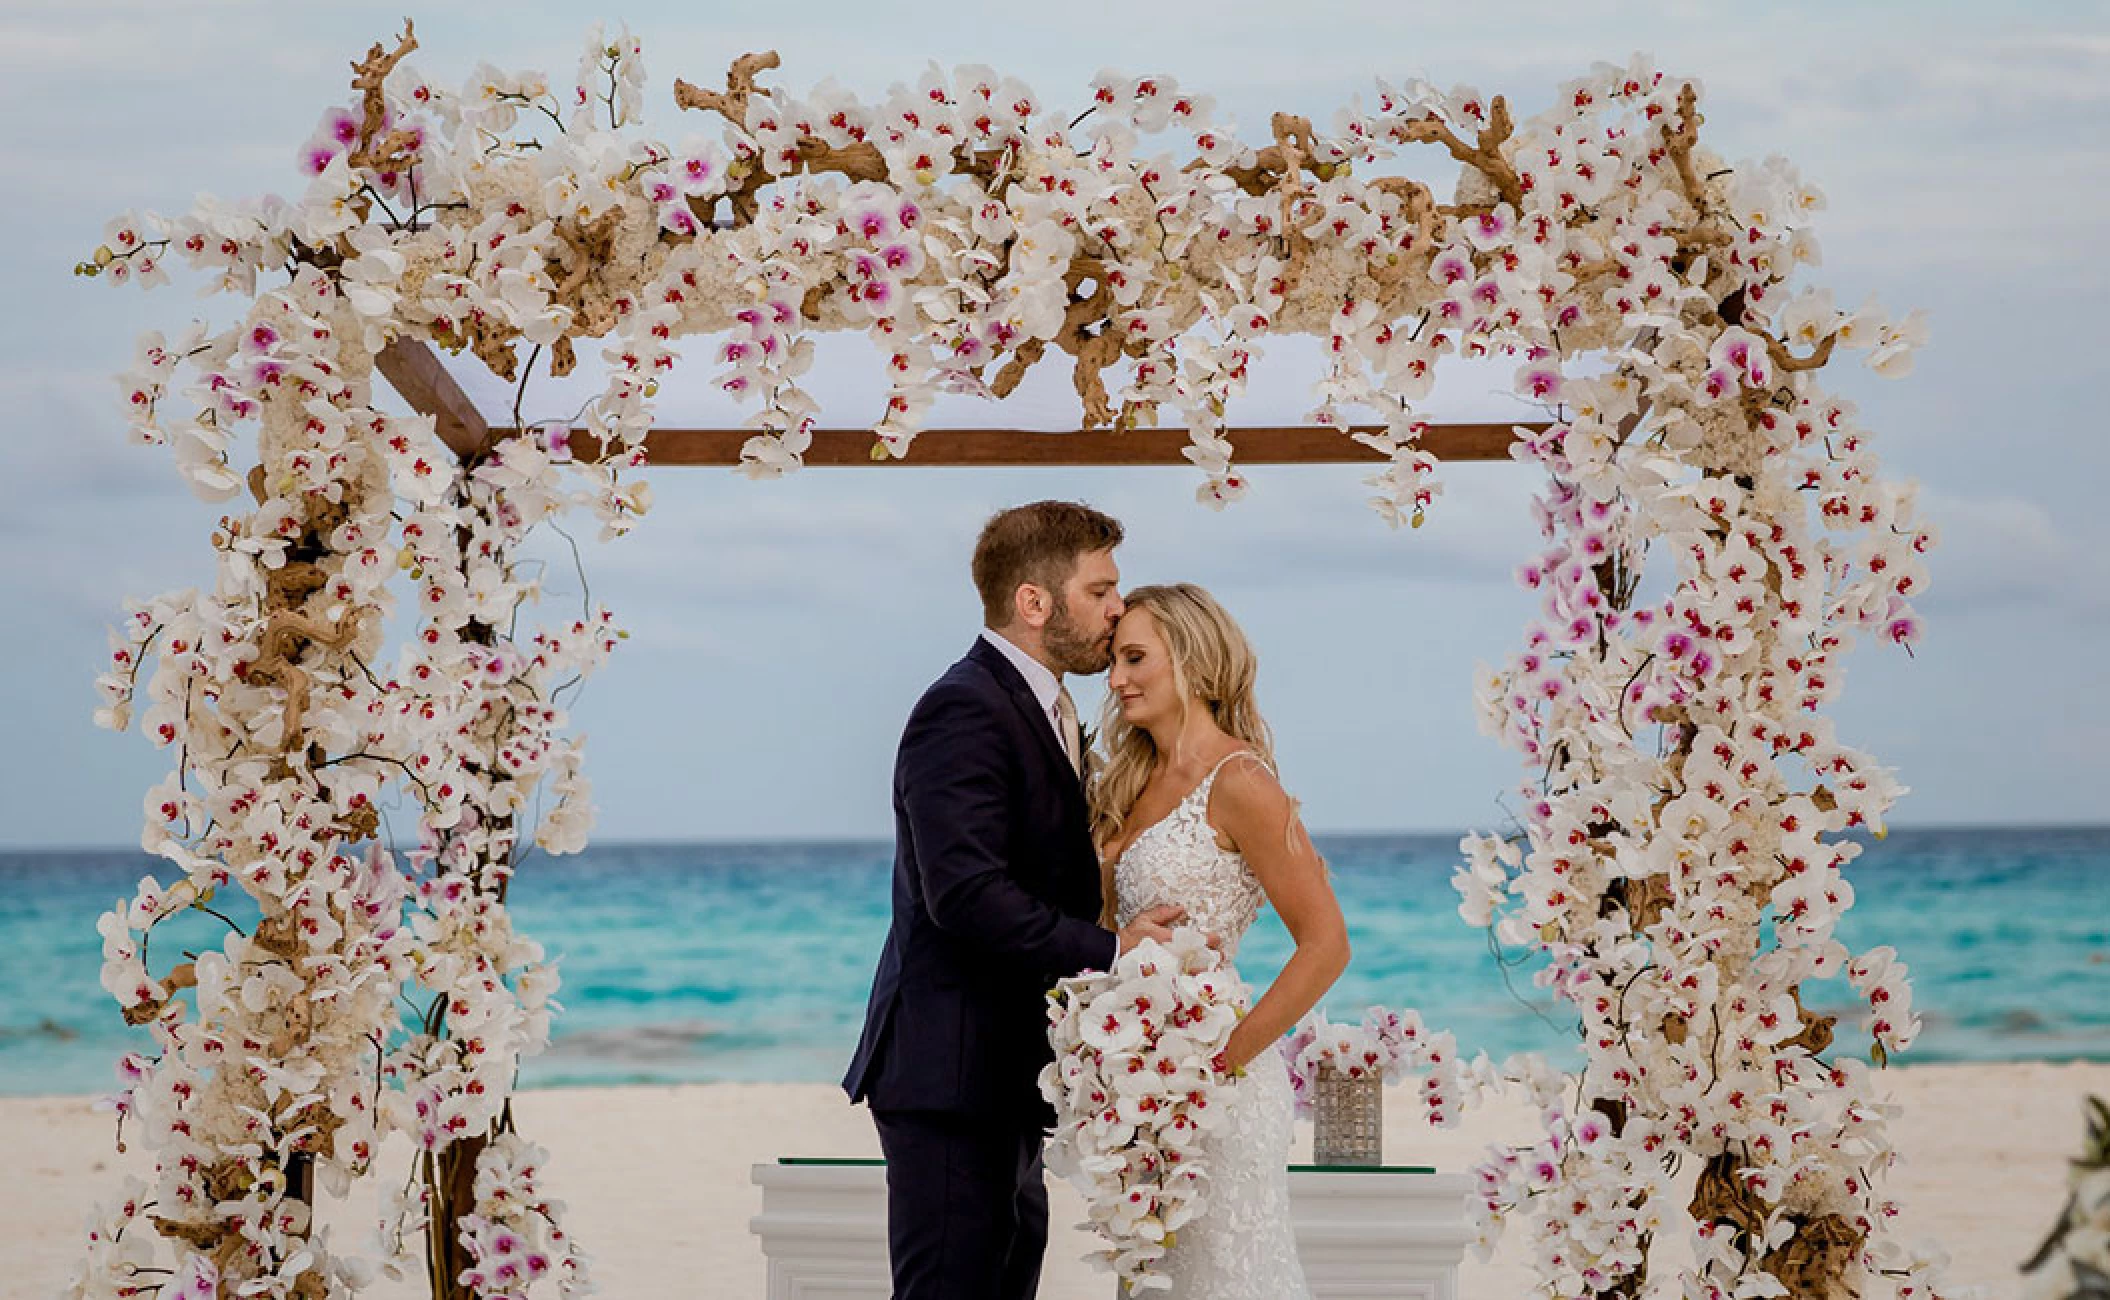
[979, 627, 1071, 750]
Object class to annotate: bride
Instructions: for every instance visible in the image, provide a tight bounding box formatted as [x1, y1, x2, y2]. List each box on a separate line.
[1086, 582, 1351, 1298]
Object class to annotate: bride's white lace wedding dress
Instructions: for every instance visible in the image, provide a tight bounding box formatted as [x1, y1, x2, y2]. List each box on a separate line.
[1109, 751, 1310, 1299]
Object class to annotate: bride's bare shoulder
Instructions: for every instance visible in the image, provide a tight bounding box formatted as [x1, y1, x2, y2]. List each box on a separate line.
[1204, 749, 1293, 844]
[1209, 747, 1282, 799]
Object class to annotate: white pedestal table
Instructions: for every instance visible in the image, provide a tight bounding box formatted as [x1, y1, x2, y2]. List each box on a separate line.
[751, 1157, 1471, 1299]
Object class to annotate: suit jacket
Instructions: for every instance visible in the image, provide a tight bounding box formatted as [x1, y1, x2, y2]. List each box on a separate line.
[842, 636, 1117, 1121]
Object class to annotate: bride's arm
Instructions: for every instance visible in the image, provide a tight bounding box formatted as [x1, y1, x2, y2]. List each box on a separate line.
[1210, 755, 1351, 1072]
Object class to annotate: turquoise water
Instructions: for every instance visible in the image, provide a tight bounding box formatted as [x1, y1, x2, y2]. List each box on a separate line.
[1, 827, 2103, 1096]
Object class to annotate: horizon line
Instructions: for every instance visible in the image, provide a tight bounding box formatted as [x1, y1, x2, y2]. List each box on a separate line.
[4, 818, 2106, 857]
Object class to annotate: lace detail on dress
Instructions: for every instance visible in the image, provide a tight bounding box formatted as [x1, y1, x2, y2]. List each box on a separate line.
[1111, 753, 1270, 958]
[1129, 1047, 1309, 1299]
[1106, 751, 1311, 1299]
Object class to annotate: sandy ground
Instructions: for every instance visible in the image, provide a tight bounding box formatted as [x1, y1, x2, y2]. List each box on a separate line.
[7, 1061, 2105, 1298]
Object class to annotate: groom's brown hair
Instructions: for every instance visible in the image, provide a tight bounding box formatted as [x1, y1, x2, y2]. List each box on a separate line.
[972, 500, 1124, 627]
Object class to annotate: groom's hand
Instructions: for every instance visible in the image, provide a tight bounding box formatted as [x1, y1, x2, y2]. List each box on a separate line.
[1116, 903, 1187, 955]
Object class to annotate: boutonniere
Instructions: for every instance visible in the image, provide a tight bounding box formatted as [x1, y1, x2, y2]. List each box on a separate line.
[1080, 726, 1098, 779]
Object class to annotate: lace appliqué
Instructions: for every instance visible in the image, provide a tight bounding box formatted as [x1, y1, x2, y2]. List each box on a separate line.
[1111, 757, 1269, 959]
[1107, 754, 1311, 1299]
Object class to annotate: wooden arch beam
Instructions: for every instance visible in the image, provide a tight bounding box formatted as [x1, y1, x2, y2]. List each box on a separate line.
[539, 422, 1535, 467]
[376, 338, 489, 461]
[376, 339, 1546, 466]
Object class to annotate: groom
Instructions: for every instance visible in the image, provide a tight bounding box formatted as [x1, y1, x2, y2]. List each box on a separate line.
[843, 500, 1185, 1299]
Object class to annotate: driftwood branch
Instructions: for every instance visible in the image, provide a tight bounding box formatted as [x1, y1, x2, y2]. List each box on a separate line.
[673, 50, 780, 125]
[347, 22, 420, 175]
[988, 338, 1046, 399]
[1665, 83, 1707, 214]
[1406, 95, 1523, 213]
[1766, 331, 1838, 374]
[1218, 111, 1322, 195]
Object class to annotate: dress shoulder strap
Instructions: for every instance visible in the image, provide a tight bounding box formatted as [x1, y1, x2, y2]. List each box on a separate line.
[1197, 747, 1272, 795]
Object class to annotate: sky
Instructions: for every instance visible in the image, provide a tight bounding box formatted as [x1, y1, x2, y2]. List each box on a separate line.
[1, 0, 2105, 849]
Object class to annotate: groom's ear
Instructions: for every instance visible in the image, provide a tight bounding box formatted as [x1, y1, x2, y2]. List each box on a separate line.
[1014, 580, 1053, 630]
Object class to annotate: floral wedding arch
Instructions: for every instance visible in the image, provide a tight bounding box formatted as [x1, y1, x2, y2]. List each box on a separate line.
[75, 22, 1946, 1300]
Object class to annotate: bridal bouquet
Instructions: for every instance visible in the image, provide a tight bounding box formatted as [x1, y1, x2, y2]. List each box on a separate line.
[1281, 1006, 1467, 1127]
[1041, 928, 1245, 1290]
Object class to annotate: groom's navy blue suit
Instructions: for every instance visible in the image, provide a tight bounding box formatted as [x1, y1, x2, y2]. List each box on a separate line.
[843, 636, 1117, 1299]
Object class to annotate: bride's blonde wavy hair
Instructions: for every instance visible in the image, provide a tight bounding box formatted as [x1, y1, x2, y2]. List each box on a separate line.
[1088, 583, 1276, 852]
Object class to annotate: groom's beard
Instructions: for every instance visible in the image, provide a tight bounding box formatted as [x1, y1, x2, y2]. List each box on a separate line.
[1044, 603, 1113, 676]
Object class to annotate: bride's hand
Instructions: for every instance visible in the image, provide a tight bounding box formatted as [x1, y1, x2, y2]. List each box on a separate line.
[1116, 902, 1186, 954]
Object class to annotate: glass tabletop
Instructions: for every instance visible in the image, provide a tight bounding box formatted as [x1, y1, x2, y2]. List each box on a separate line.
[776, 1157, 1439, 1174]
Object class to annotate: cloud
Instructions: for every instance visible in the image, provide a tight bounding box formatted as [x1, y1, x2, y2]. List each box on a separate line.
[0, 370, 181, 510]
[1911, 488, 2110, 619]
[0, 362, 232, 636]
[536, 485, 960, 604]
[1092, 463, 1543, 592]
[5, 0, 2108, 843]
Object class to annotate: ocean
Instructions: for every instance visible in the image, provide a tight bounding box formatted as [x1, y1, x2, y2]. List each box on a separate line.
[1, 827, 2104, 1097]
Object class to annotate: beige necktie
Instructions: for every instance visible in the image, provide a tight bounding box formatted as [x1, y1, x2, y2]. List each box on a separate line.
[1054, 685, 1082, 776]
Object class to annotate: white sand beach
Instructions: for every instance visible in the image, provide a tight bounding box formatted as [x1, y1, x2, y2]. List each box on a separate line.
[7, 1061, 2104, 1299]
